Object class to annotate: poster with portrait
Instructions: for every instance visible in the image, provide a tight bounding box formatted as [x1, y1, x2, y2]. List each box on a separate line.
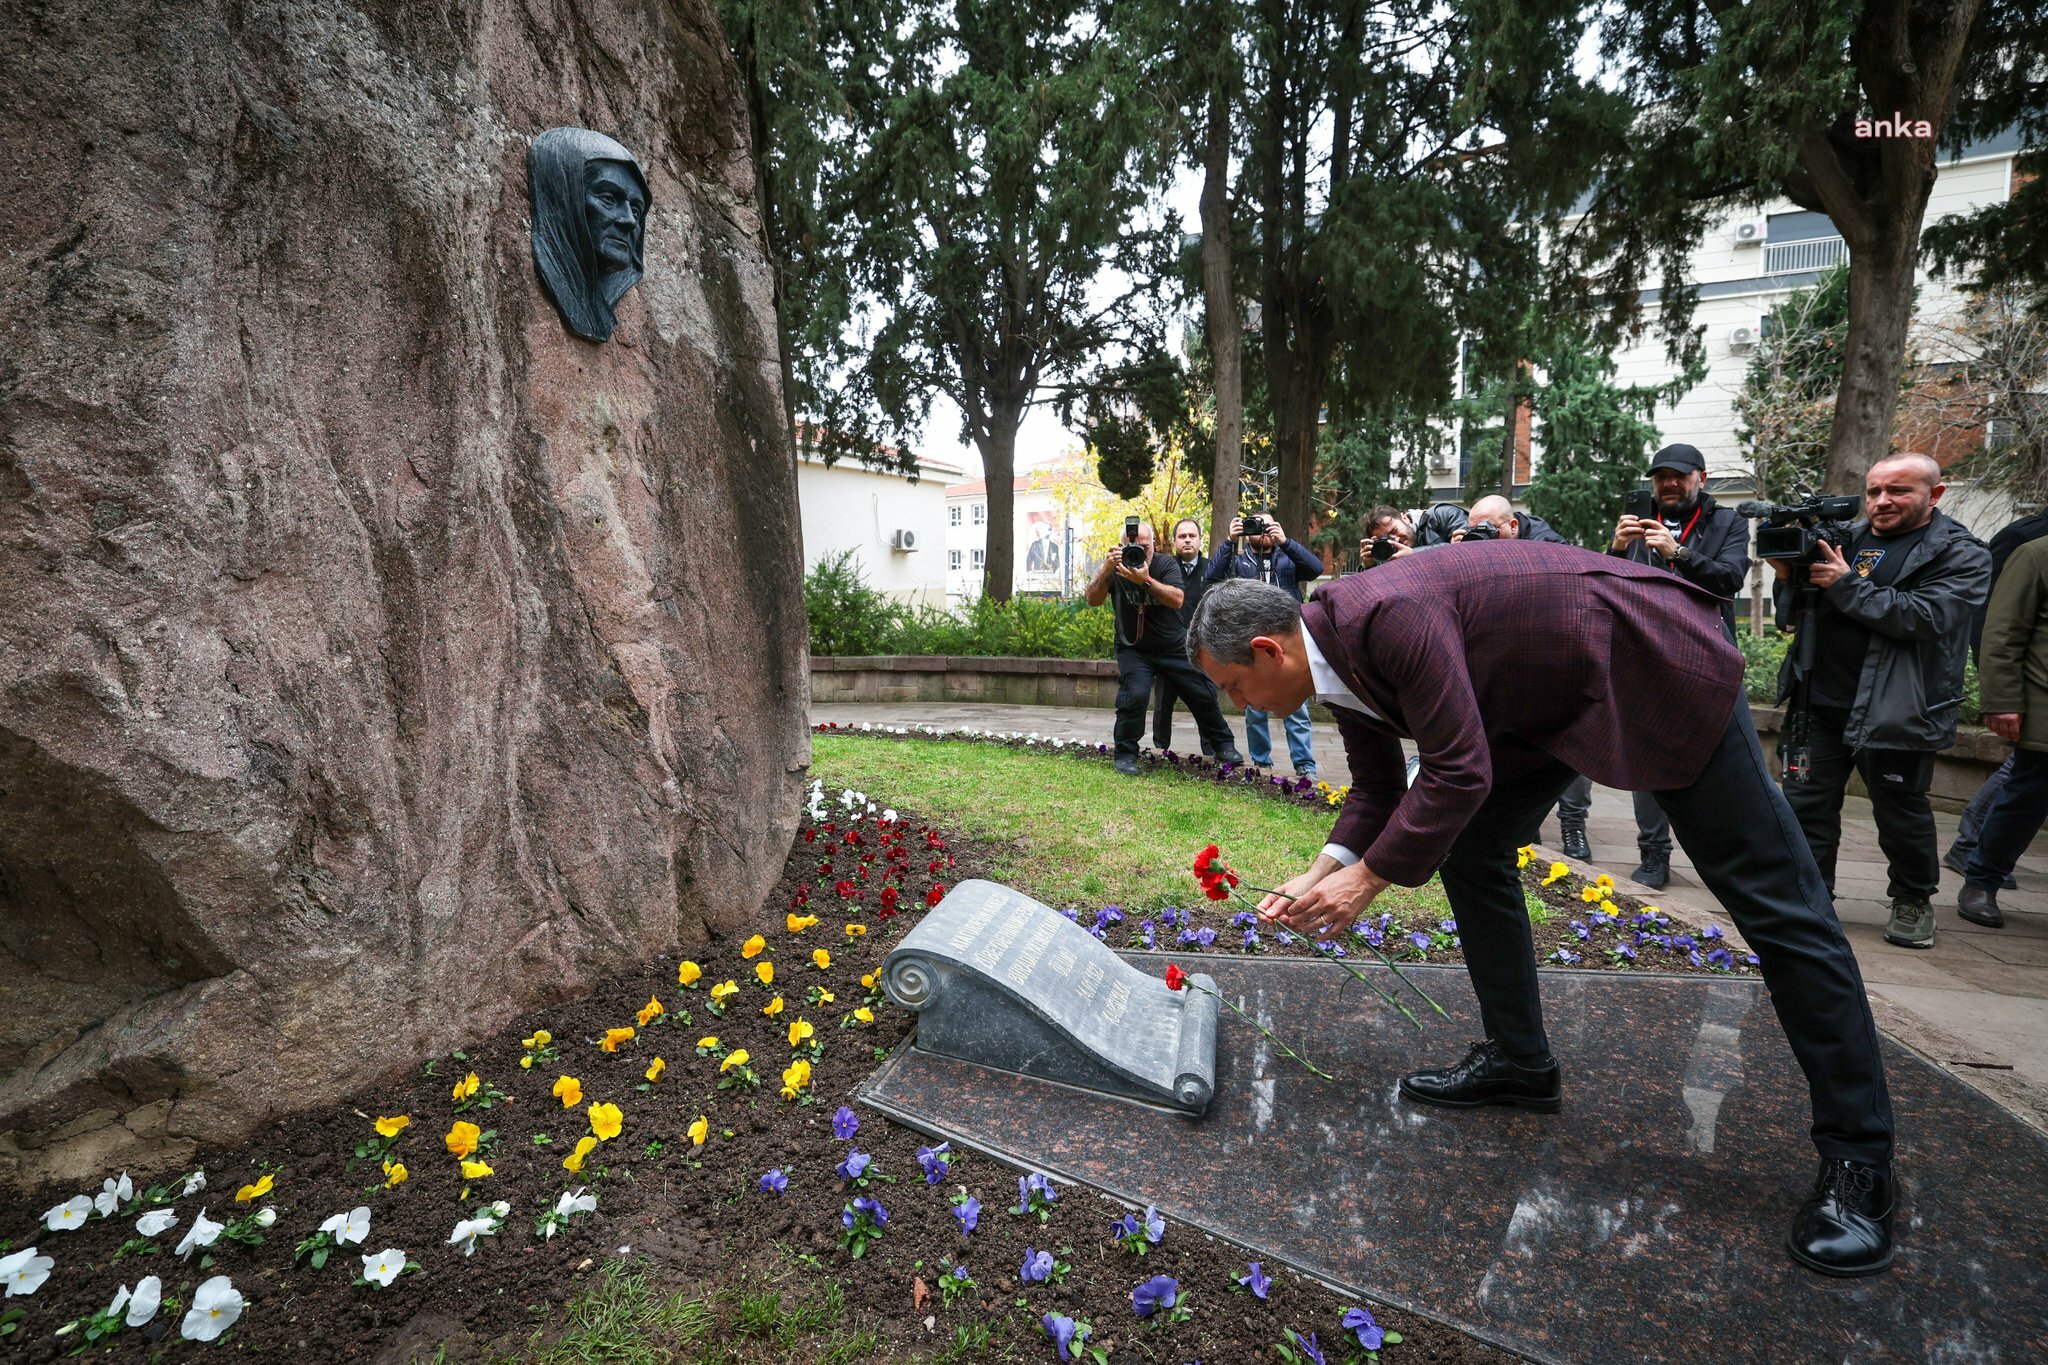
[1021, 511, 1065, 590]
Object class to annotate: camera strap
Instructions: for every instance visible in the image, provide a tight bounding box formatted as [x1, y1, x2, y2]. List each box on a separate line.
[1673, 503, 1705, 544]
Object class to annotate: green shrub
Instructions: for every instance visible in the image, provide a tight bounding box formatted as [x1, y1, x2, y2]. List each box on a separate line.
[1736, 624, 1981, 724]
[803, 553, 1114, 658]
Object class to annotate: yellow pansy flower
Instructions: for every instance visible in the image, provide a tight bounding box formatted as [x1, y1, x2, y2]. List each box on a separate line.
[451, 1072, 480, 1102]
[522, 1029, 552, 1050]
[788, 1019, 814, 1048]
[520, 1055, 534, 1069]
[781, 1058, 812, 1098]
[762, 996, 784, 1017]
[1542, 862, 1570, 886]
[853, 1007, 875, 1024]
[588, 1102, 624, 1141]
[756, 961, 775, 986]
[688, 1116, 709, 1147]
[444, 1122, 480, 1159]
[696, 1035, 721, 1050]
[860, 971, 878, 990]
[741, 934, 767, 959]
[1581, 884, 1605, 903]
[677, 960, 703, 986]
[787, 913, 820, 932]
[814, 987, 836, 1004]
[600, 1026, 636, 1052]
[460, 1159, 493, 1180]
[373, 1115, 410, 1139]
[636, 996, 664, 1027]
[710, 981, 739, 1002]
[1595, 874, 1616, 892]
[563, 1135, 597, 1173]
[234, 1173, 274, 1204]
[645, 1056, 666, 1084]
[812, 949, 832, 970]
[721, 1049, 751, 1072]
[381, 1159, 408, 1188]
[845, 924, 867, 938]
[553, 1075, 583, 1108]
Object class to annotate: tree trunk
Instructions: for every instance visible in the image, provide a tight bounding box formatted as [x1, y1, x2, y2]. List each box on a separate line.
[978, 411, 1022, 602]
[1268, 359, 1319, 538]
[1200, 77, 1242, 555]
[1821, 218, 1922, 494]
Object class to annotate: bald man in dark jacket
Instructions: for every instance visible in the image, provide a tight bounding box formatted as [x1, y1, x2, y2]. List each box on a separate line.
[1189, 545, 1897, 1279]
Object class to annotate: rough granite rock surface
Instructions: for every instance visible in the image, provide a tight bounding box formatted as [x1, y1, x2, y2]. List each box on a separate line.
[0, 0, 808, 1189]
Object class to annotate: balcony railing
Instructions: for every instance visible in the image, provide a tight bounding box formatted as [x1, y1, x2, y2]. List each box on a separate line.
[1764, 236, 1847, 275]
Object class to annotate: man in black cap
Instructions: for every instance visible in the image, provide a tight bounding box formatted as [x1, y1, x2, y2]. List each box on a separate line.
[1569, 443, 1750, 887]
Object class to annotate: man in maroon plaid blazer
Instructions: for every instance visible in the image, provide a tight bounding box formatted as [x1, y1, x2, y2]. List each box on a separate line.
[1187, 544, 1897, 1278]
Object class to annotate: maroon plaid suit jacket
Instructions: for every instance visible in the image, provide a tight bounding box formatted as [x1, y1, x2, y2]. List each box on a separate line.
[1300, 543, 1745, 886]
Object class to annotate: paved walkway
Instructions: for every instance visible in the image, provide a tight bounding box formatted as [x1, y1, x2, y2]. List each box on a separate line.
[814, 699, 2048, 1130]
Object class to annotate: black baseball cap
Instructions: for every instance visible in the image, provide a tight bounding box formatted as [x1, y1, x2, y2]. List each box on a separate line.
[1647, 443, 1706, 475]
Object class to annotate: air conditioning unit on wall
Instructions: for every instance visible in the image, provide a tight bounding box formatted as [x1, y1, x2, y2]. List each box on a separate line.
[1728, 319, 1762, 349]
[1732, 218, 1768, 246]
[890, 528, 920, 552]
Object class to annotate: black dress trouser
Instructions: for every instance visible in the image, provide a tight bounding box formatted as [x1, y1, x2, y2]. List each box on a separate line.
[1114, 648, 1235, 759]
[1442, 702, 1894, 1166]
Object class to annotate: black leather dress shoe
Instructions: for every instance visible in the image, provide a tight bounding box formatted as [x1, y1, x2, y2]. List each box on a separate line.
[1786, 1158, 1895, 1276]
[1113, 755, 1139, 776]
[1399, 1039, 1562, 1113]
[1215, 747, 1245, 767]
[1560, 826, 1591, 861]
[1958, 884, 2005, 928]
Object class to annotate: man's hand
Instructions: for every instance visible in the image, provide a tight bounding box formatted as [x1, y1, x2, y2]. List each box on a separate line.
[1227, 516, 1245, 539]
[1611, 514, 1646, 552]
[1270, 861, 1389, 942]
[1263, 519, 1286, 544]
[1640, 519, 1680, 561]
[1111, 555, 1151, 586]
[1986, 712, 2024, 743]
[1807, 538, 1849, 589]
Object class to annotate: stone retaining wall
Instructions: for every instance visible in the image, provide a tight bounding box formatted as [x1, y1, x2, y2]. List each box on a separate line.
[811, 658, 2005, 805]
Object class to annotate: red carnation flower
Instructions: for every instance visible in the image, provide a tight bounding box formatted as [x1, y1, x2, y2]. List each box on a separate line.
[1203, 881, 1230, 901]
[1193, 844, 1220, 876]
[1164, 963, 1187, 992]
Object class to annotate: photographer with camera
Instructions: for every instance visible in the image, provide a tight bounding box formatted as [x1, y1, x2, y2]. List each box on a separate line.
[1763, 454, 1989, 950]
[1453, 495, 1567, 544]
[1088, 517, 1243, 776]
[1358, 505, 1416, 570]
[1206, 512, 1324, 779]
[1558, 443, 1752, 887]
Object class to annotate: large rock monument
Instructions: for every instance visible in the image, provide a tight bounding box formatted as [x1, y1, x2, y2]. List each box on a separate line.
[0, 0, 808, 1187]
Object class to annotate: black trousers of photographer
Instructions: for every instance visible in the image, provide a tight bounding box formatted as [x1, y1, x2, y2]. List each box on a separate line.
[1780, 705, 1940, 902]
[1115, 648, 1236, 759]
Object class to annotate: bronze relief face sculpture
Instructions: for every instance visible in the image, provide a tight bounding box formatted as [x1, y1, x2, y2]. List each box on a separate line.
[529, 127, 651, 343]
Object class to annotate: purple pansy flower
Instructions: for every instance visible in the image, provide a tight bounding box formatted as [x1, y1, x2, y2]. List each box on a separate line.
[954, 1195, 981, 1235]
[1706, 946, 1733, 969]
[1615, 943, 1637, 961]
[1552, 946, 1581, 965]
[1342, 1306, 1385, 1351]
[1292, 1331, 1328, 1365]
[1702, 924, 1723, 940]
[1059, 906, 1080, 922]
[1142, 1205, 1165, 1243]
[1243, 928, 1262, 950]
[1021, 1247, 1054, 1283]
[1131, 1274, 1179, 1317]
[916, 1142, 951, 1184]
[1408, 931, 1431, 951]
[1745, 952, 1760, 966]
[758, 1168, 788, 1194]
[1569, 920, 1590, 941]
[1238, 1261, 1271, 1299]
[1161, 908, 1180, 927]
[1041, 1313, 1082, 1362]
[831, 1105, 859, 1140]
[1019, 1171, 1059, 1207]
[951, 1264, 969, 1281]
[1112, 1212, 1140, 1240]
[836, 1150, 871, 1182]
[842, 1195, 888, 1228]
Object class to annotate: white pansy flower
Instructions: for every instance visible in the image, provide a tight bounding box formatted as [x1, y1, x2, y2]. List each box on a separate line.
[448, 1215, 498, 1257]
[182, 1170, 207, 1196]
[327, 1206, 371, 1247]
[180, 1274, 243, 1342]
[125, 1275, 162, 1327]
[252, 1207, 277, 1228]
[176, 1207, 224, 1258]
[361, 1248, 406, 1287]
[43, 1195, 92, 1233]
[554, 1188, 598, 1218]
[1, 1246, 54, 1297]
[94, 1172, 135, 1217]
[136, 1208, 178, 1238]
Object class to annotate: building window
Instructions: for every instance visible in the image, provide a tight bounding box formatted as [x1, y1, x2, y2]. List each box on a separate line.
[972, 503, 986, 526]
[948, 505, 962, 526]
[948, 549, 962, 570]
[971, 549, 985, 569]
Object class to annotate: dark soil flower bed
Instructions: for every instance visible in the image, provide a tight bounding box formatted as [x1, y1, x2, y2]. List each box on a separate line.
[0, 750, 1730, 1364]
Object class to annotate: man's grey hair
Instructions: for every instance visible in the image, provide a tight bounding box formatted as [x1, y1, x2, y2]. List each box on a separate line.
[1186, 578, 1304, 666]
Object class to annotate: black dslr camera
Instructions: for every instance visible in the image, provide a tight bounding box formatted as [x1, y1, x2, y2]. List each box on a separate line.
[1240, 513, 1269, 538]
[1120, 515, 1147, 568]
[1737, 488, 1862, 564]
[1368, 536, 1403, 563]
[1459, 520, 1499, 542]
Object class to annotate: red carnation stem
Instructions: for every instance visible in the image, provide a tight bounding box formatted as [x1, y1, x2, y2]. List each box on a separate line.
[1172, 971, 1332, 1081]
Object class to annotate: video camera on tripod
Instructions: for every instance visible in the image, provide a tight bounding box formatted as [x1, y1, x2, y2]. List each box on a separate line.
[1737, 485, 1865, 784]
[1736, 488, 1862, 564]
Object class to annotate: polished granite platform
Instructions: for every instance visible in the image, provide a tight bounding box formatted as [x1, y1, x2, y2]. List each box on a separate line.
[858, 955, 2048, 1363]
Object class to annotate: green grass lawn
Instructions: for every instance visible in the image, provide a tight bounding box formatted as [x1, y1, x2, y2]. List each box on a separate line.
[811, 733, 1451, 920]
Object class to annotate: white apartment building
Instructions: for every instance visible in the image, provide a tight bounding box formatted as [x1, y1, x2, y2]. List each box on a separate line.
[796, 443, 964, 606]
[1425, 126, 2029, 516]
[942, 471, 1077, 602]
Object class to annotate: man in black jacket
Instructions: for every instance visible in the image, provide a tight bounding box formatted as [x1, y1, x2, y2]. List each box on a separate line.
[1456, 496, 1567, 544]
[1772, 454, 1990, 950]
[1153, 518, 1220, 753]
[1573, 443, 1752, 887]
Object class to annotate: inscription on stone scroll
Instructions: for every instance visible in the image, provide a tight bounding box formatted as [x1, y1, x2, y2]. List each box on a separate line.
[882, 880, 1219, 1113]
